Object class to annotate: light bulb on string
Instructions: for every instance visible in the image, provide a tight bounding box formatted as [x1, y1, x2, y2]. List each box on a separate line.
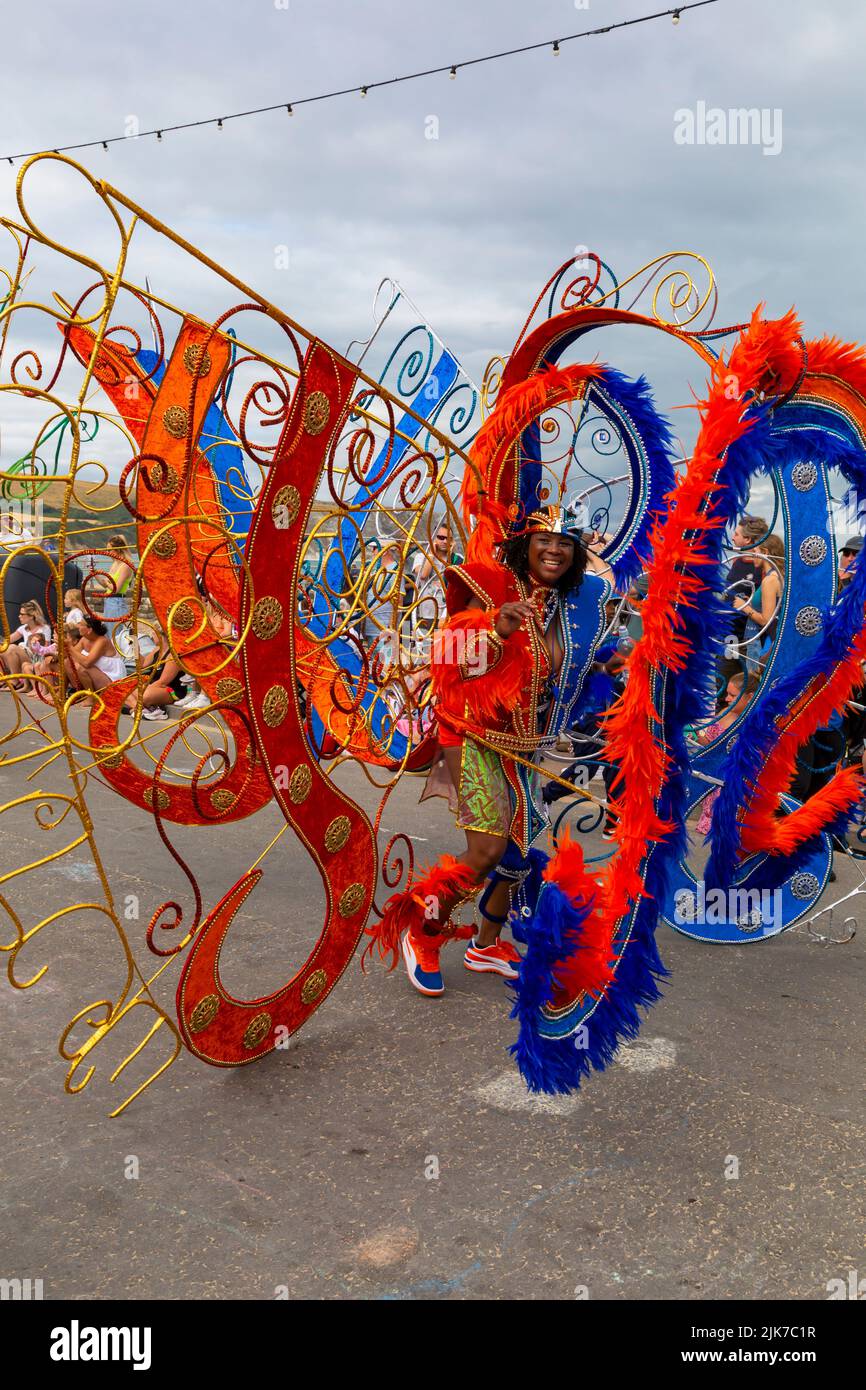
[0, 6, 714, 166]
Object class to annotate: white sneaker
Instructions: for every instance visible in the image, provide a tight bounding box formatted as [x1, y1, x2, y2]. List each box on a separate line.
[142, 706, 168, 721]
[174, 685, 200, 708]
[182, 691, 211, 711]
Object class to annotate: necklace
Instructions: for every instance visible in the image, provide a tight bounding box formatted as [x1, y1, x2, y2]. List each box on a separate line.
[527, 578, 558, 633]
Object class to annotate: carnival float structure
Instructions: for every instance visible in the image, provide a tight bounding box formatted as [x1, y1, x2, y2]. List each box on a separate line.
[1, 155, 863, 1114]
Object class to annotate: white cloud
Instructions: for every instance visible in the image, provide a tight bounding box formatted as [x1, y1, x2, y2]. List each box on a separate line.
[1, 0, 864, 467]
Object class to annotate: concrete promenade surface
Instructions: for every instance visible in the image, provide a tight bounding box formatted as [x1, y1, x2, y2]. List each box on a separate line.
[0, 698, 864, 1302]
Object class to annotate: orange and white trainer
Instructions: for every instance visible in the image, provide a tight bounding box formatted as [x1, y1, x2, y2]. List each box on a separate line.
[463, 937, 523, 980]
[402, 927, 446, 996]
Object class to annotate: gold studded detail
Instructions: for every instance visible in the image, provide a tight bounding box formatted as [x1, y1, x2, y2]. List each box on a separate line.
[242, 1011, 272, 1050]
[210, 788, 236, 811]
[271, 484, 300, 529]
[153, 532, 177, 558]
[172, 602, 196, 633]
[324, 815, 351, 853]
[288, 764, 312, 803]
[143, 785, 170, 811]
[99, 750, 123, 770]
[304, 390, 331, 436]
[215, 677, 243, 704]
[339, 882, 365, 917]
[151, 461, 179, 493]
[301, 969, 327, 1005]
[189, 994, 219, 1033]
[252, 596, 283, 640]
[262, 684, 289, 727]
[162, 404, 189, 439]
[183, 343, 212, 378]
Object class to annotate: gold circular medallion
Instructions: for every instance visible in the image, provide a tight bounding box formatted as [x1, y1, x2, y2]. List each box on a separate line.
[143, 785, 170, 811]
[151, 461, 179, 494]
[172, 602, 196, 633]
[252, 595, 283, 640]
[288, 763, 312, 803]
[262, 683, 289, 727]
[210, 787, 236, 811]
[99, 751, 123, 770]
[189, 993, 219, 1033]
[300, 969, 327, 1005]
[324, 815, 351, 853]
[242, 1011, 272, 1050]
[215, 677, 243, 704]
[339, 882, 365, 917]
[304, 390, 331, 436]
[183, 343, 212, 378]
[162, 404, 189, 439]
[271, 484, 300, 529]
[152, 532, 177, 558]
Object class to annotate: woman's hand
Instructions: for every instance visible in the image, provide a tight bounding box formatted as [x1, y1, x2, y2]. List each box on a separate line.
[494, 601, 534, 638]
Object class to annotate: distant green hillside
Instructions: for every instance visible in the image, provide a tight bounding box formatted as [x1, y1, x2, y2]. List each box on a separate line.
[1, 477, 134, 555]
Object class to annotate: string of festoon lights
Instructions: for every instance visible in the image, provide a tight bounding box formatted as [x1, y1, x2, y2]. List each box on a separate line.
[2, 2, 720, 165]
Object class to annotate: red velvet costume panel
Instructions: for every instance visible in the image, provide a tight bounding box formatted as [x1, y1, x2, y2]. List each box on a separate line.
[65, 324, 273, 825]
[175, 343, 378, 1065]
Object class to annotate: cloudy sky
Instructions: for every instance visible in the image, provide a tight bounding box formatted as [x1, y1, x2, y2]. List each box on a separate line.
[2, 0, 864, 486]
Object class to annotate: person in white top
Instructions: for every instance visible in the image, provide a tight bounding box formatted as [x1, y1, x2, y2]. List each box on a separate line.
[1, 600, 51, 689]
[64, 614, 127, 690]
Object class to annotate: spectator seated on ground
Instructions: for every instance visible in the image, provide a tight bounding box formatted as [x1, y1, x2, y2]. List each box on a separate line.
[1, 600, 52, 692]
[20, 625, 64, 695]
[64, 615, 127, 692]
[121, 657, 197, 722]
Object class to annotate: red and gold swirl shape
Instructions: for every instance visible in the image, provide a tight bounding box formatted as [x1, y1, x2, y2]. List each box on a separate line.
[64, 321, 273, 825]
[175, 343, 377, 1065]
[461, 303, 717, 555]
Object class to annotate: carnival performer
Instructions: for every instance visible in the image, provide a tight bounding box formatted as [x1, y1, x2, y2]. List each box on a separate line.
[364, 504, 614, 996]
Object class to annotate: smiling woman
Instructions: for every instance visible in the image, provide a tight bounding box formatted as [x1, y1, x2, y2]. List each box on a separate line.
[362, 502, 612, 996]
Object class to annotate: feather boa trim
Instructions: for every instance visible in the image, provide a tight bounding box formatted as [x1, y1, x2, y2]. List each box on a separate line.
[511, 307, 808, 1090]
[462, 363, 605, 563]
[431, 608, 529, 732]
[361, 855, 477, 971]
[542, 834, 612, 996]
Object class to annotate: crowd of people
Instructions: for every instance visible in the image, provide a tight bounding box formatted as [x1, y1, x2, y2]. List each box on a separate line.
[0, 533, 216, 718]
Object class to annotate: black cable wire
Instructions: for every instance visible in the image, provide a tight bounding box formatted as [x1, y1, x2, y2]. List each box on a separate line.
[2, 2, 720, 164]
